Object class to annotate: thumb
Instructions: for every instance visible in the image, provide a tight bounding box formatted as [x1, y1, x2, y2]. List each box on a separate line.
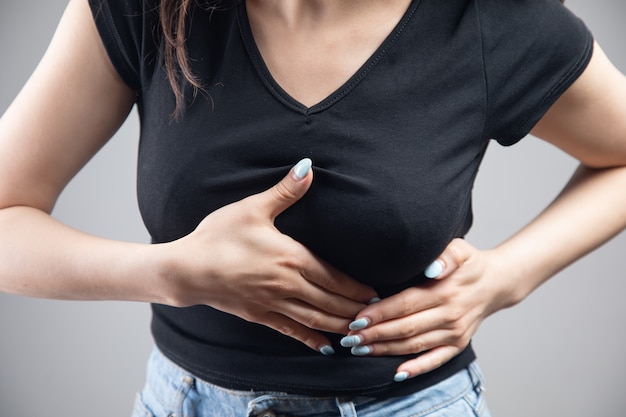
[424, 238, 471, 279]
[261, 158, 313, 219]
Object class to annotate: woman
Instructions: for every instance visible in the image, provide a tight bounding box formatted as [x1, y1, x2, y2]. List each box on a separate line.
[1, 0, 625, 416]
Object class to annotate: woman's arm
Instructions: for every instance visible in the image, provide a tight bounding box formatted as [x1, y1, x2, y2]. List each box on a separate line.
[483, 41, 626, 307]
[0, 0, 141, 299]
[0, 0, 376, 353]
[343, 42, 626, 379]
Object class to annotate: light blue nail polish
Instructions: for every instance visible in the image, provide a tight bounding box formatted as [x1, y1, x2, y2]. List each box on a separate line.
[292, 158, 312, 180]
[351, 345, 371, 356]
[368, 297, 381, 304]
[394, 371, 409, 382]
[320, 345, 335, 356]
[424, 260, 444, 279]
[349, 318, 370, 331]
[340, 335, 362, 348]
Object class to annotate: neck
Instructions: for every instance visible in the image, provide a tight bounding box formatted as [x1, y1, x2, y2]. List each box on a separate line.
[246, 0, 382, 30]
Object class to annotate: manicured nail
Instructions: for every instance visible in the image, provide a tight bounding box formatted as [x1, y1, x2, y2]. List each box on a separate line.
[320, 345, 335, 356]
[351, 345, 371, 356]
[368, 297, 381, 304]
[340, 335, 362, 348]
[424, 259, 444, 279]
[349, 318, 370, 331]
[292, 158, 312, 180]
[394, 371, 410, 382]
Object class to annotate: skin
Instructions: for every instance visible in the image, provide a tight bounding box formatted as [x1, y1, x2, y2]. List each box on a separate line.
[1, 0, 626, 385]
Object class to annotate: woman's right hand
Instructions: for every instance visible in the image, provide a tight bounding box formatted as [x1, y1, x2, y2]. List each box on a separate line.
[154, 159, 378, 354]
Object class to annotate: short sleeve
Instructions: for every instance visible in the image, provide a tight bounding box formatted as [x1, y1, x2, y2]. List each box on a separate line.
[479, 0, 593, 145]
[88, 0, 159, 91]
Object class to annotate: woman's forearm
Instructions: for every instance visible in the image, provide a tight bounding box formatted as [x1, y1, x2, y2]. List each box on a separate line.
[492, 163, 626, 308]
[0, 205, 161, 302]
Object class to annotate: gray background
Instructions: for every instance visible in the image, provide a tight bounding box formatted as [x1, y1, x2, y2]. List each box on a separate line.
[1, 1, 625, 416]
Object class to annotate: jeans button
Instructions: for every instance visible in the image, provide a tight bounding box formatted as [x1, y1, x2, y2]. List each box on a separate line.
[256, 412, 277, 417]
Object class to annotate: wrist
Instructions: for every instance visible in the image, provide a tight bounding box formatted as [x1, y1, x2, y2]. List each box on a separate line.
[85, 240, 170, 304]
[142, 239, 216, 308]
[135, 241, 185, 306]
[485, 243, 551, 312]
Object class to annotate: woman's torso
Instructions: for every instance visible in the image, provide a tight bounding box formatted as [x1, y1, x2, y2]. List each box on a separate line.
[89, 0, 592, 397]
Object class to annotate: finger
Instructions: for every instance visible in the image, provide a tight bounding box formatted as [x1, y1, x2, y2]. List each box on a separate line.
[252, 158, 314, 220]
[295, 281, 374, 319]
[256, 311, 336, 355]
[298, 251, 378, 305]
[424, 238, 473, 280]
[347, 287, 441, 330]
[345, 307, 444, 346]
[351, 326, 456, 357]
[393, 345, 463, 382]
[273, 297, 356, 333]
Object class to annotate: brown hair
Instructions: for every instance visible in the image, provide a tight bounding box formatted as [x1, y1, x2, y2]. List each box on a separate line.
[159, 0, 225, 119]
[160, 0, 201, 119]
[159, 0, 565, 118]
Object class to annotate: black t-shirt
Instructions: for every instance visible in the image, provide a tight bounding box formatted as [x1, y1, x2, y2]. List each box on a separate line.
[89, 0, 592, 397]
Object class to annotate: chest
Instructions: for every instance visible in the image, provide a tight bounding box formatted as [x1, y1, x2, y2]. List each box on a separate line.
[137, 0, 488, 291]
[244, 0, 412, 108]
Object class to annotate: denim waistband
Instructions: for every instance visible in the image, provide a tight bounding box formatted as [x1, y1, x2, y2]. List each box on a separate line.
[134, 346, 490, 417]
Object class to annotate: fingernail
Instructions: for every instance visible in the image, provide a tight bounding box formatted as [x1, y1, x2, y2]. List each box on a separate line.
[351, 345, 371, 356]
[292, 158, 312, 180]
[368, 297, 381, 304]
[424, 259, 444, 279]
[394, 371, 410, 382]
[349, 318, 370, 331]
[320, 345, 335, 356]
[340, 335, 362, 348]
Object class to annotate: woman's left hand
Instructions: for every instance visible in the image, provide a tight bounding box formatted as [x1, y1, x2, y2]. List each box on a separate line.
[341, 238, 514, 381]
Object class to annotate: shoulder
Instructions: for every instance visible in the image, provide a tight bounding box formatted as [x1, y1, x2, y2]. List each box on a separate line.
[477, 0, 594, 144]
[87, 0, 162, 90]
[532, 42, 626, 168]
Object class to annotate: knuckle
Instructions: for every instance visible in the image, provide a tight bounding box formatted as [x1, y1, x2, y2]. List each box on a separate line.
[399, 296, 417, 317]
[445, 318, 468, 340]
[303, 312, 324, 329]
[449, 326, 466, 341]
[314, 297, 333, 312]
[263, 275, 298, 297]
[272, 284, 296, 299]
[271, 181, 299, 203]
[279, 246, 305, 272]
[410, 337, 426, 353]
[400, 322, 418, 338]
[275, 322, 296, 337]
[238, 310, 257, 324]
[443, 309, 464, 325]
[278, 243, 312, 272]
[447, 239, 470, 264]
[366, 327, 384, 343]
[307, 268, 334, 289]
[439, 285, 461, 304]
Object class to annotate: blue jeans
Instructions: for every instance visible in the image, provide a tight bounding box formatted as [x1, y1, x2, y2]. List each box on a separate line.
[132, 347, 491, 417]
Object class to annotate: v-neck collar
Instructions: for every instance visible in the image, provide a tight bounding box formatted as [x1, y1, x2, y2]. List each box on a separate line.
[237, 0, 422, 116]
